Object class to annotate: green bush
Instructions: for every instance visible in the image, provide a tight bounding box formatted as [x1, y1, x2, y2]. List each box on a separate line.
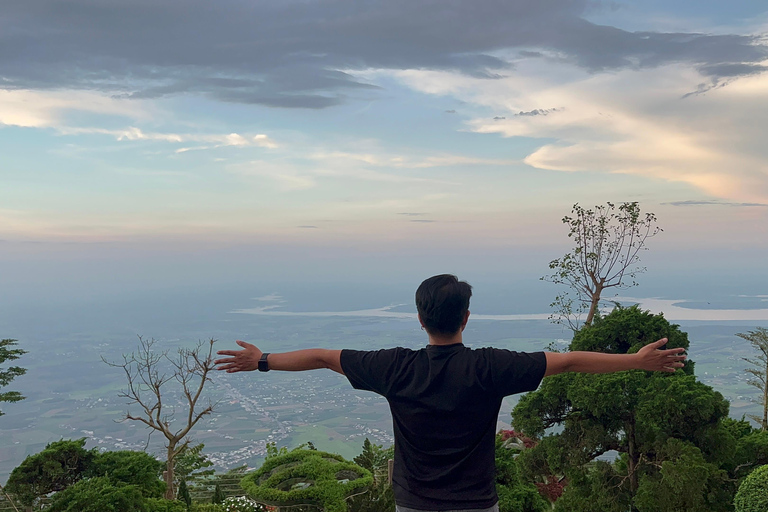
[47, 476, 145, 512]
[191, 504, 225, 512]
[146, 498, 187, 512]
[734, 464, 768, 512]
[90, 450, 166, 498]
[241, 449, 372, 512]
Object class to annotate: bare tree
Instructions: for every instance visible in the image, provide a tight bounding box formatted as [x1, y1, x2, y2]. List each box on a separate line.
[737, 327, 768, 431]
[542, 202, 661, 330]
[104, 336, 218, 499]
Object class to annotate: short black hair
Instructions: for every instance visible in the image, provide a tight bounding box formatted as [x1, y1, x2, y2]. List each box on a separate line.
[415, 274, 472, 336]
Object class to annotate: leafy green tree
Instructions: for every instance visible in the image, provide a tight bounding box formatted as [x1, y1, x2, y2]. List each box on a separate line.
[734, 464, 768, 512]
[349, 439, 395, 512]
[90, 450, 166, 498]
[512, 306, 735, 511]
[494, 435, 549, 512]
[542, 202, 661, 330]
[6, 438, 96, 508]
[173, 443, 214, 491]
[0, 338, 26, 416]
[103, 337, 218, 499]
[47, 476, 145, 512]
[211, 483, 225, 505]
[737, 327, 768, 430]
[178, 480, 192, 511]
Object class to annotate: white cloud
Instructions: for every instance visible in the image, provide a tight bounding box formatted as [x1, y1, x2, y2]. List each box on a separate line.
[371, 58, 768, 203]
[0, 89, 149, 128]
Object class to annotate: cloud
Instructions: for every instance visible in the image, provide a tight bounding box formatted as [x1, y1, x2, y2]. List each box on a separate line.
[1, 1, 766, 108]
[58, 127, 277, 150]
[664, 200, 768, 207]
[297, 225, 319, 229]
[383, 57, 768, 203]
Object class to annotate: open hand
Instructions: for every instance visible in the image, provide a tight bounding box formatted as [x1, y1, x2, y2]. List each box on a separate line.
[214, 340, 262, 373]
[636, 338, 687, 372]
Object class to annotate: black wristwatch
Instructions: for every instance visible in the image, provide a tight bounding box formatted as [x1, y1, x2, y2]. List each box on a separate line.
[258, 353, 271, 372]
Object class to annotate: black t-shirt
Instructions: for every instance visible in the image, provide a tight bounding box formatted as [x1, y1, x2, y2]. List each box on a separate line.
[340, 344, 547, 510]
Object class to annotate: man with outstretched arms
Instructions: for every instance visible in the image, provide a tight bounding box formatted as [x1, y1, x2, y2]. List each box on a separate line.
[215, 274, 686, 512]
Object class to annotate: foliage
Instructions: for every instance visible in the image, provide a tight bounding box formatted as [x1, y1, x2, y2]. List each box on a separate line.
[6, 438, 96, 507]
[241, 449, 372, 512]
[146, 498, 187, 512]
[512, 306, 736, 511]
[103, 336, 219, 499]
[174, 443, 215, 490]
[90, 449, 166, 498]
[349, 439, 395, 512]
[212, 483, 225, 504]
[542, 202, 661, 330]
[494, 434, 549, 512]
[265, 442, 289, 460]
[737, 327, 768, 430]
[192, 504, 225, 512]
[0, 338, 27, 416]
[734, 464, 768, 512]
[178, 480, 192, 511]
[47, 476, 146, 512]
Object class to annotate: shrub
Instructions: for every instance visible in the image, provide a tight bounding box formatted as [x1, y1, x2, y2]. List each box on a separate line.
[241, 450, 372, 512]
[192, 504, 226, 512]
[47, 476, 145, 512]
[146, 498, 187, 512]
[734, 464, 768, 512]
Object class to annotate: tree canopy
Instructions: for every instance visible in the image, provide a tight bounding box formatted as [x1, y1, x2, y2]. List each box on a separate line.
[542, 202, 661, 330]
[512, 306, 737, 511]
[0, 338, 27, 416]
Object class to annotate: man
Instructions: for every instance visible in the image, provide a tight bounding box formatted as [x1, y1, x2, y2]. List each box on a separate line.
[215, 274, 686, 512]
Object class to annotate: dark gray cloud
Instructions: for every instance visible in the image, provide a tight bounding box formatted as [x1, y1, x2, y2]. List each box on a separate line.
[297, 225, 319, 229]
[665, 200, 768, 207]
[1, 0, 766, 108]
[516, 108, 562, 116]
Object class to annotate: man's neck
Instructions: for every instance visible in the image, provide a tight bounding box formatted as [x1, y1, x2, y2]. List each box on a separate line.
[428, 332, 463, 346]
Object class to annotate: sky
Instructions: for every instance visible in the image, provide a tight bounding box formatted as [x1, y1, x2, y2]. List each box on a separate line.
[1, 0, 768, 309]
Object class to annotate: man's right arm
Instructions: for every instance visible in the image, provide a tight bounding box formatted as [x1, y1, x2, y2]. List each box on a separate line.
[215, 340, 344, 375]
[544, 338, 686, 377]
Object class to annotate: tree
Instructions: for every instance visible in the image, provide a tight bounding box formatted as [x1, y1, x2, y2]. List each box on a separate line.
[172, 443, 214, 492]
[6, 438, 96, 508]
[349, 439, 395, 512]
[89, 450, 166, 498]
[494, 433, 549, 512]
[512, 306, 737, 512]
[211, 483, 225, 505]
[737, 327, 768, 430]
[734, 464, 768, 512]
[0, 338, 27, 416]
[104, 337, 218, 500]
[177, 479, 191, 511]
[542, 202, 661, 330]
[47, 477, 145, 512]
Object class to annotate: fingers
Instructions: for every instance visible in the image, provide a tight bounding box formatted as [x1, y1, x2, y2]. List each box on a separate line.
[237, 340, 255, 348]
[652, 337, 669, 348]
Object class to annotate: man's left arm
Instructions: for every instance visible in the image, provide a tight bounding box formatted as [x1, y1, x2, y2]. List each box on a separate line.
[215, 341, 344, 375]
[544, 338, 686, 377]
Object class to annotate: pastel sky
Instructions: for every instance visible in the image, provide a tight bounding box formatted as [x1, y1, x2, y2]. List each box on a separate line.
[1, 0, 767, 300]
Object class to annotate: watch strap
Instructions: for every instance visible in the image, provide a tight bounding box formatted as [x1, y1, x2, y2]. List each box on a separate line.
[258, 352, 271, 372]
